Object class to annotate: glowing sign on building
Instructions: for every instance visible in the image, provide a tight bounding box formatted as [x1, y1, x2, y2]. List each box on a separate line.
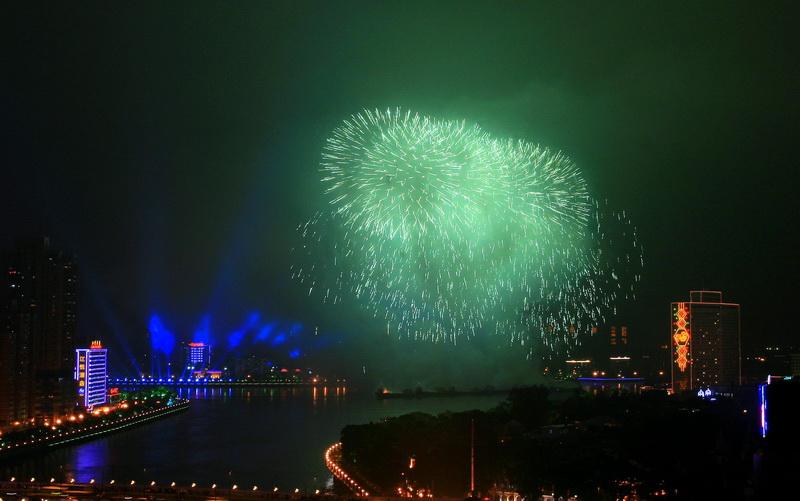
[183, 342, 211, 370]
[670, 291, 740, 393]
[673, 302, 690, 371]
[75, 340, 107, 409]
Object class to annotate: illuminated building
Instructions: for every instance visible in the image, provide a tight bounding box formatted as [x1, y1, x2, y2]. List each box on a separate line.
[610, 325, 628, 347]
[0, 237, 78, 429]
[759, 376, 800, 496]
[790, 353, 800, 377]
[671, 291, 740, 392]
[182, 342, 212, 371]
[75, 341, 108, 409]
[189, 370, 223, 379]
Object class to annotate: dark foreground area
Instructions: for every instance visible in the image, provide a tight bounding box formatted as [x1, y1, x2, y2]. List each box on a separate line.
[338, 385, 792, 499]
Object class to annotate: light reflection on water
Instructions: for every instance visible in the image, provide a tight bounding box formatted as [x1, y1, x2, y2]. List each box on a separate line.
[70, 439, 109, 482]
[1, 386, 502, 492]
[579, 381, 643, 395]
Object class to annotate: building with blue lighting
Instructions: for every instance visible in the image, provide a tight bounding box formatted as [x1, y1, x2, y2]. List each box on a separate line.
[758, 376, 800, 496]
[182, 342, 212, 371]
[75, 341, 108, 409]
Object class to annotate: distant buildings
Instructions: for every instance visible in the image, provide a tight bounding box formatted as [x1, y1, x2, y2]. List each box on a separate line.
[182, 342, 212, 372]
[564, 325, 639, 380]
[609, 325, 628, 348]
[0, 237, 78, 430]
[791, 352, 800, 377]
[671, 291, 741, 392]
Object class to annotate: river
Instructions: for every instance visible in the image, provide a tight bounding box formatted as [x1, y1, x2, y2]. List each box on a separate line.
[1, 386, 507, 493]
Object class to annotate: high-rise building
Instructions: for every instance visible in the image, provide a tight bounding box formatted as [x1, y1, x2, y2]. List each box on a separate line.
[75, 341, 108, 409]
[182, 342, 211, 372]
[671, 291, 741, 392]
[0, 237, 78, 429]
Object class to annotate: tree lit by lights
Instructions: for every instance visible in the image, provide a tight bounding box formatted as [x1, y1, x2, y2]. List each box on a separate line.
[296, 109, 641, 354]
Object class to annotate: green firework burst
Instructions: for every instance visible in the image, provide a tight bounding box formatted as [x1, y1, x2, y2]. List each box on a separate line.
[294, 109, 641, 353]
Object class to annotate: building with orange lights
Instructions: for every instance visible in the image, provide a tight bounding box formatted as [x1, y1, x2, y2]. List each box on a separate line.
[671, 291, 741, 392]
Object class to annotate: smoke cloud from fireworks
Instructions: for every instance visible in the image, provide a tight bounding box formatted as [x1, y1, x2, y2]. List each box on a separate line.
[295, 109, 640, 355]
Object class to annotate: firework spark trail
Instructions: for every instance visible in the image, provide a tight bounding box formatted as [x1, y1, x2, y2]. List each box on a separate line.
[294, 109, 641, 353]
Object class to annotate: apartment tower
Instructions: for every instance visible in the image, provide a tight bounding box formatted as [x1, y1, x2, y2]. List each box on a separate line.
[671, 291, 741, 392]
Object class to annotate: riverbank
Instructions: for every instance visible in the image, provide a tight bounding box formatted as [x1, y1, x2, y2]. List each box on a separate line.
[0, 400, 189, 460]
[375, 388, 509, 400]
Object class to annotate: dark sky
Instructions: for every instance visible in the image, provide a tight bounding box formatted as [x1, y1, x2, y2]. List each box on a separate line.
[3, 2, 798, 385]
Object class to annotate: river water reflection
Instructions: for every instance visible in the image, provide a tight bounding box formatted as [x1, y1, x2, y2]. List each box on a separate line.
[1, 386, 506, 492]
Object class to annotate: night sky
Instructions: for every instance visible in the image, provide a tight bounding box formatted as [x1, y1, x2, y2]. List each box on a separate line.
[3, 2, 798, 386]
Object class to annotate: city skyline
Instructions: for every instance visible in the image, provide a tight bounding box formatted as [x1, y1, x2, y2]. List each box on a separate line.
[2, 3, 798, 383]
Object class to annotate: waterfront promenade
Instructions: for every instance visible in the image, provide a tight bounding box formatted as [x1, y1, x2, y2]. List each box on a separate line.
[0, 401, 189, 460]
[0, 480, 333, 501]
[0, 481, 464, 501]
[0, 440, 467, 501]
[1, 443, 463, 501]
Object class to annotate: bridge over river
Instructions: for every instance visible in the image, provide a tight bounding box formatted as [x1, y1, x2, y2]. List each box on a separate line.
[109, 378, 345, 389]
